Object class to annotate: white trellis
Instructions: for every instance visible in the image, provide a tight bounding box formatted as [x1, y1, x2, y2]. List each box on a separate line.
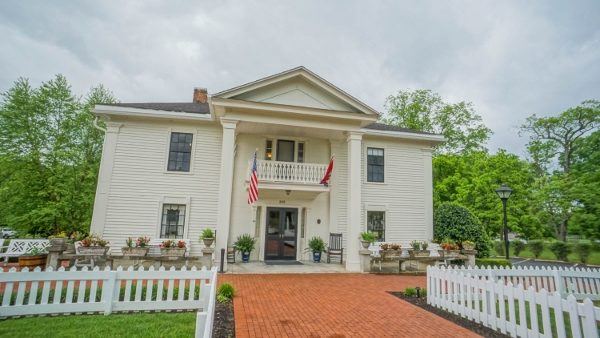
[427, 266, 600, 338]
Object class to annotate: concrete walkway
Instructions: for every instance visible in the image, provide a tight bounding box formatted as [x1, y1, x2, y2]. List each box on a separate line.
[220, 273, 480, 338]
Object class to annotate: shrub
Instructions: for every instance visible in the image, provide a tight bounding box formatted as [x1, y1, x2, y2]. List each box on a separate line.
[217, 283, 235, 303]
[549, 241, 570, 261]
[512, 239, 526, 256]
[475, 258, 512, 268]
[234, 234, 257, 253]
[528, 240, 544, 258]
[575, 241, 593, 263]
[360, 231, 376, 243]
[494, 241, 505, 256]
[404, 287, 416, 297]
[307, 236, 326, 253]
[434, 203, 492, 257]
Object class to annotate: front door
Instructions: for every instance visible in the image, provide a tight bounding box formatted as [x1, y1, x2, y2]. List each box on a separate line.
[264, 207, 298, 260]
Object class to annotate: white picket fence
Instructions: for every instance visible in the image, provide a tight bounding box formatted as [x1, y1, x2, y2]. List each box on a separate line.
[0, 265, 218, 337]
[451, 265, 600, 300]
[427, 266, 600, 338]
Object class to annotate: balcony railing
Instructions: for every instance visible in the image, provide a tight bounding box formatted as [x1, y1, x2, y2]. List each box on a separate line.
[249, 159, 328, 185]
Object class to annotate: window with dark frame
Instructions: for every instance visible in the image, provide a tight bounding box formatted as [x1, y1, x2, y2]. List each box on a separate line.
[367, 211, 385, 242]
[367, 147, 384, 182]
[167, 132, 193, 172]
[265, 140, 273, 160]
[160, 204, 186, 238]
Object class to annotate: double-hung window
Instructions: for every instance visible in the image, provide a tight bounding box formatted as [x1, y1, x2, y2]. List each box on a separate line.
[167, 132, 193, 172]
[160, 204, 186, 238]
[367, 211, 385, 242]
[367, 147, 384, 182]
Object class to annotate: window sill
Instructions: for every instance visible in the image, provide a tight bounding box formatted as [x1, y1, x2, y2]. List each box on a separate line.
[164, 170, 194, 175]
[365, 181, 387, 185]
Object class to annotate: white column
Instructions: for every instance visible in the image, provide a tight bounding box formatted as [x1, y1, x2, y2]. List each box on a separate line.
[215, 119, 238, 270]
[346, 131, 363, 272]
[422, 148, 434, 241]
[90, 122, 122, 235]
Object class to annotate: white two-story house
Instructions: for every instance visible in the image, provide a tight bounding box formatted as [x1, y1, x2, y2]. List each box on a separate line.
[90, 66, 444, 271]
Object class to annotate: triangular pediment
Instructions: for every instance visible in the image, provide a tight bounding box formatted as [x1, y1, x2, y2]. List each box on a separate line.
[213, 67, 379, 116]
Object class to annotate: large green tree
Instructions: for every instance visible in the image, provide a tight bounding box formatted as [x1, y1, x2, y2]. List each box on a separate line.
[383, 89, 492, 154]
[0, 75, 116, 235]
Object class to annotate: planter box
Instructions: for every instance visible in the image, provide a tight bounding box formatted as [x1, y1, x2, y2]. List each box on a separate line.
[121, 247, 149, 257]
[160, 247, 186, 258]
[78, 246, 109, 256]
[19, 254, 47, 269]
[380, 249, 401, 259]
[49, 238, 67, 251]
[444, 250, 461, 257]
[409, 250, 430, 258]
[202, 238, 215, 248]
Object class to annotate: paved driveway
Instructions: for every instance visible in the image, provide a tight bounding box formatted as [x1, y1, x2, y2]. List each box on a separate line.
[220, 273, 480, 338]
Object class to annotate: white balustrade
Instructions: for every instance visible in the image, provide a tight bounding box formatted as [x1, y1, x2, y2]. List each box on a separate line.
[249, 159, 328, 185]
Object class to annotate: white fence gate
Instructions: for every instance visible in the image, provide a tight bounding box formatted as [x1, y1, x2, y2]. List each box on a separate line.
[0, 266, 218, 337]
[427, 266, 600, 338]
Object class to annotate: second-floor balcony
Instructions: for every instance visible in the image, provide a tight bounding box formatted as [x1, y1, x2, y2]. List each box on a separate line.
[249, 159, 328, 185]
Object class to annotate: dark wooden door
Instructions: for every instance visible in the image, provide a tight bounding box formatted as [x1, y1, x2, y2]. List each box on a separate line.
[264, 207, 298, 260]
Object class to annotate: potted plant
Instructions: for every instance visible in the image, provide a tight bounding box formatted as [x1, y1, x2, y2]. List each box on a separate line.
[234, 234, 256, 263]
[48, 232, 68, 251]
[462, 240, 476, 251]
[305, 236, 326, 262]
[379, 243, 401, 259]
[409, 240, 429, 258]
[78, 235, 110, 255]
[440, 239, 460, 257]
[359, 231, 376, 249]
[66, 231, 86, 254]
[121, 236, 150, 257]
[160, 239, 186, 257]
[18, 247, 48, 268]
[200, 228, 215, 248]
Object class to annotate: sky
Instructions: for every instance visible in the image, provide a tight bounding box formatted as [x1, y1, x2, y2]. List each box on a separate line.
[1, 1, 599, 155]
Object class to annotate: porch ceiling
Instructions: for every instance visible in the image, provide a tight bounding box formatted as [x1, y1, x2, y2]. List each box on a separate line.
[236, 120, 347, 140]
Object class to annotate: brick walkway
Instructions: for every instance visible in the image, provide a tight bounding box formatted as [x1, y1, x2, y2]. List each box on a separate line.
[220, 273, 480, 338]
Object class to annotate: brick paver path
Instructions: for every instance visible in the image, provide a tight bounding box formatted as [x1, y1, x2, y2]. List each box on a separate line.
[220, 273, 480, 338]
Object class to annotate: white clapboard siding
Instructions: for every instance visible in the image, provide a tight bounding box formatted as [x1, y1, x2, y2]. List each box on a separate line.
[0, 265, 217, 323]
[427, 266, 600, 338]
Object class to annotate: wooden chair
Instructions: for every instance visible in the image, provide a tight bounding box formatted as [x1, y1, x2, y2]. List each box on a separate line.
[327, 233, 343, 264]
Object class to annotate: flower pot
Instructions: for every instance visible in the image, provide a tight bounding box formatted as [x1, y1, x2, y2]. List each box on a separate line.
[313, 251, 322, 263]
[50, 238, 67, 251]
[78, 246, 109, 256]
[160, 247, 186, 258]
[360, 240, 371, 249]
[202, 238, 215, 248]
[241, 251, 250, 263]
[121, 247, 149, 257]
[462, 243, 476, 251]
[409, 250, 430, 258]
[19, 254, 47, 269]
[444, 249, 461, 257]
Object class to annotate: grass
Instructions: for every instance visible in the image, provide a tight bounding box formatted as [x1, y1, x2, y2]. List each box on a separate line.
[495, 247, 600, 266]
[0, 312, 196, 338]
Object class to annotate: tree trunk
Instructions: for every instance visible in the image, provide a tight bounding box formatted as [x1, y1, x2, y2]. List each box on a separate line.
[559, 219, 568, 241]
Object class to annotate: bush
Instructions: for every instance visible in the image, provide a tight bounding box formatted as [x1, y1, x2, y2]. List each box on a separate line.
[403, 287, 416, 297]
[575, 241, 593, 263]
[494, 241, 505, 256]
[475, 258, 512, 268]
[549, 241, 570, 261]
[512, 239, 526, 256]
[528, 240, 544, 258]
[217, 283, 235, 303]
[434, 203, 492, 257]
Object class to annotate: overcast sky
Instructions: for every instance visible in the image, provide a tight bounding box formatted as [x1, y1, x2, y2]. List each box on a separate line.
[1, 1, 598, 155]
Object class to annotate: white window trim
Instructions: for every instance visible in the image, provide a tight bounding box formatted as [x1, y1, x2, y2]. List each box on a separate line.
[364, 145, 387, 185]
[156, 196, 191, 239]
[364, 204, 388, 242]
[164, 128, 197, 175]
[263, 137, 307, 163]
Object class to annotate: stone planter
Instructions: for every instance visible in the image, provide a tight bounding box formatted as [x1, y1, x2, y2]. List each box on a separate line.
[49, 238, 67, 251]
[409, 250, 430, 258]
[437, 249, 445, 258]
[380, 249, 401, 259]
[462, 243, 476, 251]
[202, 238, 215, 248]
[444, 249, 461, 257]
[160, 247, 186, 258]
[65, 242, 76, 254]
[121, 247, 149, 257]
[19, 254, 48, 269]
[78, 246, 109, 256]
[360, 240, 371, 249]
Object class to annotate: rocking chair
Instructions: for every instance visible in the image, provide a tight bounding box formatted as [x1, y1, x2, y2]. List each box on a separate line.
[327, 233, 343, 264]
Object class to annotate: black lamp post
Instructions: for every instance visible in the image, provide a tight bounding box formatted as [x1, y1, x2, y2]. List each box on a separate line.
[495, 184, 513, 260]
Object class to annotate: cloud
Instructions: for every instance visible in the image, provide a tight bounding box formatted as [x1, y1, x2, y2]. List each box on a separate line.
[1, 0, 598, 155]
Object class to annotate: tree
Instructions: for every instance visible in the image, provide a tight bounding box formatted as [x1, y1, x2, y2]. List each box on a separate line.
[383, 89, 492, 154]
[434, 203, 492, 257]
[521, 100, 599, 240]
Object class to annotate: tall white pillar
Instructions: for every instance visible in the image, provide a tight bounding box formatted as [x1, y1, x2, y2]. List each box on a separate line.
[215, 119, 238, 270]
[422, 148, 434, 241]
[90, 122, 122, 235]
[346, 131, 363, 272]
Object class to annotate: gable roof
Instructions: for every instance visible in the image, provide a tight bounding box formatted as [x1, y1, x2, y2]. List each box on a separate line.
[363, 122, 438, 135]
[101, 102, 210, 114]
[213, 66, 380, 116]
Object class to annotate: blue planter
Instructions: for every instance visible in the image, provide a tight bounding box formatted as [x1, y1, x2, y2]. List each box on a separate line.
[313, 251, 321, 263]
[242, 252, 250, 263]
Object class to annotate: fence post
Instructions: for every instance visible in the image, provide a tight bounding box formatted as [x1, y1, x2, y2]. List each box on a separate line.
[103, 271, 117, 315]
[553, 269, 564, 296]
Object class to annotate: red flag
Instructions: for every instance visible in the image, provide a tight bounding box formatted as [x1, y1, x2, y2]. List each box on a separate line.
[320, 156, 334, 186]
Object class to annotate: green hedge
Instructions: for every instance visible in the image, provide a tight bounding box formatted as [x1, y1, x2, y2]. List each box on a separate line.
[475, 258, 512, 268]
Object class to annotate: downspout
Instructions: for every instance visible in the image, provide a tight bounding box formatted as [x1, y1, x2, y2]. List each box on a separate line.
[93, 116, 107, 133]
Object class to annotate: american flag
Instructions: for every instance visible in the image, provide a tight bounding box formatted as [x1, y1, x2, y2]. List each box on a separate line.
[247, 151, 259, 204]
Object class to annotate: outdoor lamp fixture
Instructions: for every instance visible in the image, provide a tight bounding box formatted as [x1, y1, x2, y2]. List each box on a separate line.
[495, 184, 513, 260]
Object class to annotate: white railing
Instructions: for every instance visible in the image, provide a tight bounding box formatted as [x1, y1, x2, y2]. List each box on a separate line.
[427, 266, 600, 338]
[0, 266, 218, 332]
[447, 265, 600, 300]
[250, 159, 328, 185]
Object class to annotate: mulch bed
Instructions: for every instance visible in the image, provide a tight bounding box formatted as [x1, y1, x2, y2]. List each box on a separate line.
[212, 301, 235, 338]
[390, 292, 509, 338]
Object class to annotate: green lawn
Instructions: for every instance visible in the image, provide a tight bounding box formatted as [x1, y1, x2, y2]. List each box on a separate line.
[496, 247, 600, 266]
[0, 312, 196, 338]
